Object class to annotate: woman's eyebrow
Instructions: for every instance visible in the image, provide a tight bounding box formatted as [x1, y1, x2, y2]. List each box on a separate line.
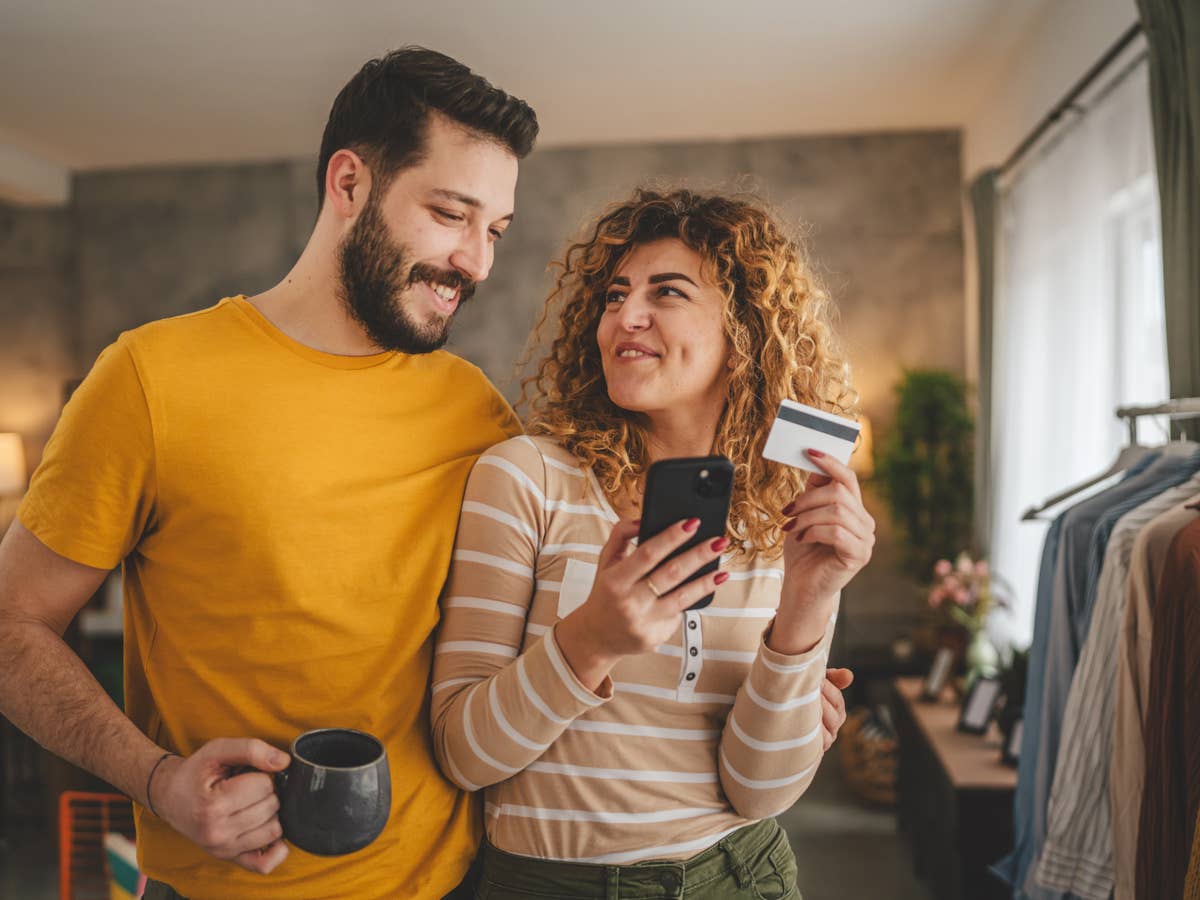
[648, 272, 697, 286]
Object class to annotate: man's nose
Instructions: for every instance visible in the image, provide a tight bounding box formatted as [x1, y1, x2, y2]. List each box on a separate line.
[449, 226, 491, 283]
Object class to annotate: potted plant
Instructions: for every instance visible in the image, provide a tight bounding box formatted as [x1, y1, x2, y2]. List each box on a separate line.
[876, 369, 975, 578]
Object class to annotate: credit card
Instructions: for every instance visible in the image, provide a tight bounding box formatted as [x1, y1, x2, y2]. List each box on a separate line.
[762, 399, 861, 474]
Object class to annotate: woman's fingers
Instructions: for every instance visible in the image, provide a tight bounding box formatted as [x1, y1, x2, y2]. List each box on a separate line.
[804, 449, 862, 502]
[663, 567, 729, 616]
[783, 497, 874, 539]
[641, 535, 728, 598]
[618, 517, 704, 584]
[794, 524, 873, 565]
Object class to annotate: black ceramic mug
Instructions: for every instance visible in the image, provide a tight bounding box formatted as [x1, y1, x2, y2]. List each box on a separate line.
[275, 727, 391, 856]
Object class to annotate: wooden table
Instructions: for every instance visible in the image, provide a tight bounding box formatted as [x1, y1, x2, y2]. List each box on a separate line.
[890, 677, 1016, 900]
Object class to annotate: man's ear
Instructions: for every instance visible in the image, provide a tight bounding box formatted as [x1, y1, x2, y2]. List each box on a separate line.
[324, 149, 372, 220]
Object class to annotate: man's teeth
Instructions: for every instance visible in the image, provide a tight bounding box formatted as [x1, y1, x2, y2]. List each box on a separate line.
[430, 283, 456, 301]
[618, 349, 652, 358]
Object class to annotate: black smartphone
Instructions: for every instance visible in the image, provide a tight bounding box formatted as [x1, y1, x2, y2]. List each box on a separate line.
[638, 455, 734, 611]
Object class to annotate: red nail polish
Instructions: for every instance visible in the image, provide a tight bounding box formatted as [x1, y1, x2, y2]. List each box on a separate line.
[711, 537, 729, 552]
[782, 501, 795, 516]
[782, 519, 797, 532]
[808, 449, 825, 458]
[683, 518, 700, 532]
[714, 572, 730, 585]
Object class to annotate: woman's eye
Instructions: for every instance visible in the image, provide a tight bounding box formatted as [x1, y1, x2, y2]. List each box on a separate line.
[658, 285, 686, 298]
[604, 291, 626, 305]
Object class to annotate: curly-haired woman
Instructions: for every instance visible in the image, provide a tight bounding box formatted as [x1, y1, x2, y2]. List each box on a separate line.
[431, 188, 875, 899]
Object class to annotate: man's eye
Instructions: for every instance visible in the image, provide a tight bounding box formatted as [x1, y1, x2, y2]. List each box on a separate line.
[434, 209, 465, 223]
[489, 228, 504, 241]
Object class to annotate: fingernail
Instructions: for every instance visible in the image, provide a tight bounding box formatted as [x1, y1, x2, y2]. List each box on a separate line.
[782, 519, 797, 532]
[275, 752, 290, 767]
[710, 537, 729, 552]
[714, 572, 730, 585]
[683, 518, 700, 532]
[807, 449, 825, 458]
[782, 501, 795, 516]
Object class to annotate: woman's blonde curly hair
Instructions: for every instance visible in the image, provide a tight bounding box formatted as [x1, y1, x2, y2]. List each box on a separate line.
[521, 187, 856, 560]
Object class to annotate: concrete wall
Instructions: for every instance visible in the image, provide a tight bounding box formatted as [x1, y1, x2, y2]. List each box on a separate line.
[2, 129, 965, 647]
[0, 204, 76, 469]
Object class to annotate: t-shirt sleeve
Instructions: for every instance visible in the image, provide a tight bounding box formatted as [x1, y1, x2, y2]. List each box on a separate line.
[17, 337, 157, 570]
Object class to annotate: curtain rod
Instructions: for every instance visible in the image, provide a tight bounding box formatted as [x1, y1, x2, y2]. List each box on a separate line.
[999, 20, 1144, 176]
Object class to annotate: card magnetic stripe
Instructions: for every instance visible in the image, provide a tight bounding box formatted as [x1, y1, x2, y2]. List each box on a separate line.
[775, 406, 859, 442]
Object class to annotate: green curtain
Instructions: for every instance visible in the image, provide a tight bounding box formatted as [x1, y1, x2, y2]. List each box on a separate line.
[1137, 0, 1200, 438]
[969, 168, 999, 554]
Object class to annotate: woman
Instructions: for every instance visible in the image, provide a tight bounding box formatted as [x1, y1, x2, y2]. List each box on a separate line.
[432, 188, 874, 899]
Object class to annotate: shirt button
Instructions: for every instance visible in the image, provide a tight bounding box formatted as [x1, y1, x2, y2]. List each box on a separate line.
[688, 620, 697, 630]
[689, 647, 698, 657]
[686, 672, 696, 681]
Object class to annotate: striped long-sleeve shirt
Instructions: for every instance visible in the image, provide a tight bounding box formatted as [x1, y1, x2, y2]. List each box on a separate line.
[431, 435, 835, 863]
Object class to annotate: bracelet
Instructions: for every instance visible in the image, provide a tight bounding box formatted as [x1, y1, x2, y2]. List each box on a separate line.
[145, 751, 178, 818]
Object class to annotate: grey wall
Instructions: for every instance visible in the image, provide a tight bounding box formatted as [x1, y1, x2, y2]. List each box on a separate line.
[1, 129, 965, 646]
[0, 204, 76, 469]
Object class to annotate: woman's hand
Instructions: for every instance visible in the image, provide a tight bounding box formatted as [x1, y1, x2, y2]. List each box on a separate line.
[556, 516, 728, 690]
[772, 449, 875, 654]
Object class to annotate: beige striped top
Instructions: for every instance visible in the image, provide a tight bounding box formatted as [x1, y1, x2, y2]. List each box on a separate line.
[431, 435, 835, 864]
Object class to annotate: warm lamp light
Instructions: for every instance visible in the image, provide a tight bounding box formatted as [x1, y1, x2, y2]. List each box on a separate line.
[850, 416, 875, 480]
[0, 433, 27, 496]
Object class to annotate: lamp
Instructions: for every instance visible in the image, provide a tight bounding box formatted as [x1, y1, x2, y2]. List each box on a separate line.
[0, 433, 26, 496]
[850, 416, 875, 480]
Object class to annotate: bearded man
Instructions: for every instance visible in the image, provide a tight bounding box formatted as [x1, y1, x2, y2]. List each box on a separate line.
[0, 47, 536, 900]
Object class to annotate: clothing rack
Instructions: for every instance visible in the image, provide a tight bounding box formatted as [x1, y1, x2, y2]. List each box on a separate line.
[1021, 398, 1200, 521]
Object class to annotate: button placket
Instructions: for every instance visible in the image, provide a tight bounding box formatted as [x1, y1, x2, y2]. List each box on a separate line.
[678, 610, 704, 694]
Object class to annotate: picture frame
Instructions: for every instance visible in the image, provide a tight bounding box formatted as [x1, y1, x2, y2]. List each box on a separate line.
[957, 676, 1003, 735]
[920, 647, 955, 701]
[1001, 716, 1023, 767]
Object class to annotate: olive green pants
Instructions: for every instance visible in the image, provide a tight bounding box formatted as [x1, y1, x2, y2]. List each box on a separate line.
[475, 818, 801, 899]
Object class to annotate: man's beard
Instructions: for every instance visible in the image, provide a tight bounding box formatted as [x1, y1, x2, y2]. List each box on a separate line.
[336, 193, 476, 353]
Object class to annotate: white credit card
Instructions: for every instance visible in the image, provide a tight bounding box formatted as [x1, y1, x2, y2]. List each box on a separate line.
[762, 399, 861, 474]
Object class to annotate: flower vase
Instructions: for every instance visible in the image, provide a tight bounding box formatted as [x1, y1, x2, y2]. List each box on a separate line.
[964, 627, 1000, 688]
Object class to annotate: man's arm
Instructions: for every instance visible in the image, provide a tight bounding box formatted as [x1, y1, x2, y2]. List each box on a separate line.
[0, 521, 290, 874]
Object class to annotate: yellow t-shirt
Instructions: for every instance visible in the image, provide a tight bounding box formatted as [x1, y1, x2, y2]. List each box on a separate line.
[18, 296, 521, 900]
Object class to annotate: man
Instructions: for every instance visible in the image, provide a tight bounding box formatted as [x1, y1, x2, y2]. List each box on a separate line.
[0, 47, 535, 899]
[0, 45, 851, 900]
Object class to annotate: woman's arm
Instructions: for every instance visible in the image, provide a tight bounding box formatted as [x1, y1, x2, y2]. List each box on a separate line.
[430, 438, 612, 791]
[717, 609, 837, 820]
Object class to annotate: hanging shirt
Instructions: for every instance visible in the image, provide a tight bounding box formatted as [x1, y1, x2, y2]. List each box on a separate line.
[998, 452, 1158, 900]
[1112, 495, 1200, 900]
[1036, 471, 1200, 899]
[1136, 516, 1200, 900]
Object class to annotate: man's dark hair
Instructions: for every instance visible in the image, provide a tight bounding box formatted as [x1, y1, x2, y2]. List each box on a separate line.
[316, 46, 538, 208]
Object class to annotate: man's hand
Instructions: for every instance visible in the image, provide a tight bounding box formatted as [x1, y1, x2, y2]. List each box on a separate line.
[151, 738, 291, 875]
[820, 668, 853, 752]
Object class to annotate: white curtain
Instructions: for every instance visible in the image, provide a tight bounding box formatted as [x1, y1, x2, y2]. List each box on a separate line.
[989, 63, 1167, 647]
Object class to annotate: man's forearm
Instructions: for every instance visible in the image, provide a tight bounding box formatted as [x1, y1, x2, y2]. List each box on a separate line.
[0, 616, 163, 804]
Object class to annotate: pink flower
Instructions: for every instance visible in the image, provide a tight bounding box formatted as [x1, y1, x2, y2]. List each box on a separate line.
[975, 560, 990, 577]
[943, 575, 961, 592]
[934, 559, 953, 577]
[928, 587, 946, 608]
[953, 588, 971, 606]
